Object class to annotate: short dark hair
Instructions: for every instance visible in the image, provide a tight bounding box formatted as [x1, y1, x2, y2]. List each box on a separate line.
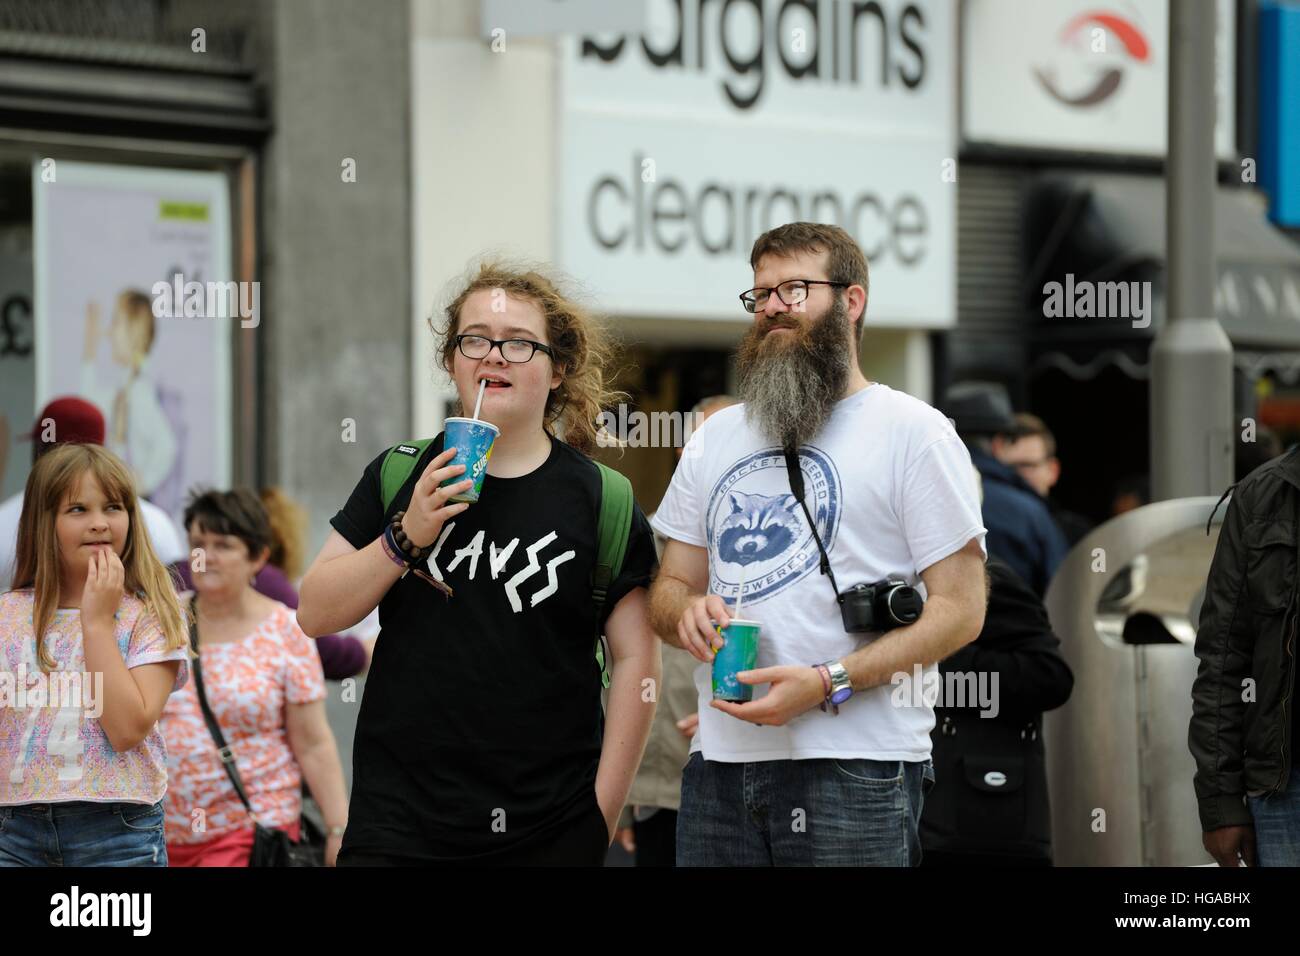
[1012, 412, 1057, 458]
[749, 222, 870, 340]
[182, 488, 271, 559]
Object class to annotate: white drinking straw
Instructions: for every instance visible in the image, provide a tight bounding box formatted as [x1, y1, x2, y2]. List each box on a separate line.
[471, 379, 487, 421]
[733, 564, 748, 619]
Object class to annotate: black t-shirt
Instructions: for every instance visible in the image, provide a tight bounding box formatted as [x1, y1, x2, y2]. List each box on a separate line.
[329, 434, 657, 861]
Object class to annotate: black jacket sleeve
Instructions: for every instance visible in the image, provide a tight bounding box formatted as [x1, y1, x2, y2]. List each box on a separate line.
[940, 558, 1074, 720]
[1190, 487, 1256, 831]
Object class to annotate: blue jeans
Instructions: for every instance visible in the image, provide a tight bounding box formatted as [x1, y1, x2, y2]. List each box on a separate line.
[0, 801, 167, 867]
[1248, 766, 1300, 867]
[676, 752, 934, 866]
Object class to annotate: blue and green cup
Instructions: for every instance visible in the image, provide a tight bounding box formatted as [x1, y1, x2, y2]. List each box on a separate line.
[711, 618, 762, 702]
[440, 417, 500, 503]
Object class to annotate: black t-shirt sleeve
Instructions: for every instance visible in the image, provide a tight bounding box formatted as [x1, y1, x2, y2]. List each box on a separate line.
[329, 449, 390, 550]
[600, 503, 658, 631]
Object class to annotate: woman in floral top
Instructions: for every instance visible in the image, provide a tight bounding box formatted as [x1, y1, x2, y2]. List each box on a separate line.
[161, 488, 348, 866]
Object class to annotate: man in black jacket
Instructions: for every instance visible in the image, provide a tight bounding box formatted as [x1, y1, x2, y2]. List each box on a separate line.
[921, 558, 1074, 865]
[1191, 447, 1300, 867]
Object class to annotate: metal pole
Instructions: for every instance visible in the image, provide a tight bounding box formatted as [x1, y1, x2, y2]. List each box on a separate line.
[1152, 0, 1234, 500]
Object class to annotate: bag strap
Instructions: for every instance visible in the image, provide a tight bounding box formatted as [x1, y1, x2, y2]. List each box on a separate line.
[783, 445, 843, 602]
[593, 462, 634, 689]
[380, 438, 437, 514]
[187, 596, 259, 821]
[1206, 482, 1235, 536]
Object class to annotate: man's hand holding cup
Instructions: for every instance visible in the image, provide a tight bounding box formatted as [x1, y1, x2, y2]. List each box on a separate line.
[676, 593, 731, 664]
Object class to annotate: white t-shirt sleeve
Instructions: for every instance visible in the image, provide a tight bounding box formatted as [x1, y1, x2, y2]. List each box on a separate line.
[899, 435, 988, 574]
[141, 503, 186, 566]
[649, 429, 707, 548]
[127, 375, 177, 495]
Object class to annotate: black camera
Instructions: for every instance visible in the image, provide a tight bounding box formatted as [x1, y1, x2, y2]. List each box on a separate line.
[838, 579, 924, 633]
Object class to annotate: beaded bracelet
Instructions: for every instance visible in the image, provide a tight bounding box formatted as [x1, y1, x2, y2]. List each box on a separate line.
[382, 511, 454, 599]
[389, 510, 433, 563]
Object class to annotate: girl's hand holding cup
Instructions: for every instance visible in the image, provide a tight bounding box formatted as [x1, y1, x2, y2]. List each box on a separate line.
[400, 447, 474, 548]
[82, 547, 125, 630]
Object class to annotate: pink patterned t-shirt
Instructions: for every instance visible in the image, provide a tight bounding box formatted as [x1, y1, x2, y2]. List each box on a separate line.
[0, 589, 190, 805]
[161, 601, 325, 845]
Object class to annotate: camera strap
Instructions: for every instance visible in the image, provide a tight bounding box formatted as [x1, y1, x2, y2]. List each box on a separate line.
[783, 445, 843, 603]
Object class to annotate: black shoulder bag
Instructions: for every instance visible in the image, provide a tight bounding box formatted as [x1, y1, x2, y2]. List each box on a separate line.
[919, 708, 1053, 863]
[188, 598, 323, 867]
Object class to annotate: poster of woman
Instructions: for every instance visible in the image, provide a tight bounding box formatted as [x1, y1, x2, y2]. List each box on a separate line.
[33, 160, 233, 520]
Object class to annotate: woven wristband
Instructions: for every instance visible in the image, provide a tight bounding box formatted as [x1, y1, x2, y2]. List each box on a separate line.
[815, 664, 833, 714]
[815, 664, 832, 698]
[381, 523, 410, 568]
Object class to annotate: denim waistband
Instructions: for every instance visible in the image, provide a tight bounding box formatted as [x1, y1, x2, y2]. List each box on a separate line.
[2, 800, 156, 818]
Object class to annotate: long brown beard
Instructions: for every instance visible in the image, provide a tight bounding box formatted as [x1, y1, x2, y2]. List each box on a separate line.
[736, 296, 853, 450]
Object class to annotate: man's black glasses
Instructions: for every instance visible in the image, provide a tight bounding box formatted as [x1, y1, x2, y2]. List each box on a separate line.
[739, 279, 849, 313]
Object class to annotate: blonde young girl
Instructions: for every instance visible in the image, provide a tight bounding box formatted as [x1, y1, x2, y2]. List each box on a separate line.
[0, 442, 189, 867]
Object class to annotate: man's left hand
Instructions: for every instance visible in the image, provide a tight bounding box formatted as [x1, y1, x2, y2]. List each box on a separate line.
[710, 666, 827, 726]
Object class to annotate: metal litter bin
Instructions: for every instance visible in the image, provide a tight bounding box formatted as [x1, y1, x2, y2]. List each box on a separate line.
[1044, 496, 1223, 866]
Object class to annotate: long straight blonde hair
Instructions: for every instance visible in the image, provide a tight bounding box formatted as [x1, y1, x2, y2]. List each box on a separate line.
[11, 443, 189, 671]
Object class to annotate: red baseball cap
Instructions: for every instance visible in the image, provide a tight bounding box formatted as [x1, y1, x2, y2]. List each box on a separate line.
[21, 396, 106, 446]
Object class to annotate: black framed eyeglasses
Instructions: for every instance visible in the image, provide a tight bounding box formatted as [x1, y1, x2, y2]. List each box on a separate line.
[454, 334, 554, 364]
[739, 279, 849, 314]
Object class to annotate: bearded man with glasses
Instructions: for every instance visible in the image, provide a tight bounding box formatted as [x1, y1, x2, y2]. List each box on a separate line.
[649, 221, 989, 867]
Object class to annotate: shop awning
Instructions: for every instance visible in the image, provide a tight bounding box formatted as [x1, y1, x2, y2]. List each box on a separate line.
[1025, 172, 1300, 356]
[0, 32, 267, 141]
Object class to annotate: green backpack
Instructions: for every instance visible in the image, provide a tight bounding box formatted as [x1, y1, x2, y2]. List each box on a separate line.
[378, 438, 633, 688]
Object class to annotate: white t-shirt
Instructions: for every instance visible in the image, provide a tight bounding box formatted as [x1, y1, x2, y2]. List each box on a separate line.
[0, 491, 186, 590]
[651, 383, 987, 763]
[81, 355, 178, 497]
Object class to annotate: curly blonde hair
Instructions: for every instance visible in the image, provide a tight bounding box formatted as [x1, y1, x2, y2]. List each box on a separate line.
[433, 261, 626, 454]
